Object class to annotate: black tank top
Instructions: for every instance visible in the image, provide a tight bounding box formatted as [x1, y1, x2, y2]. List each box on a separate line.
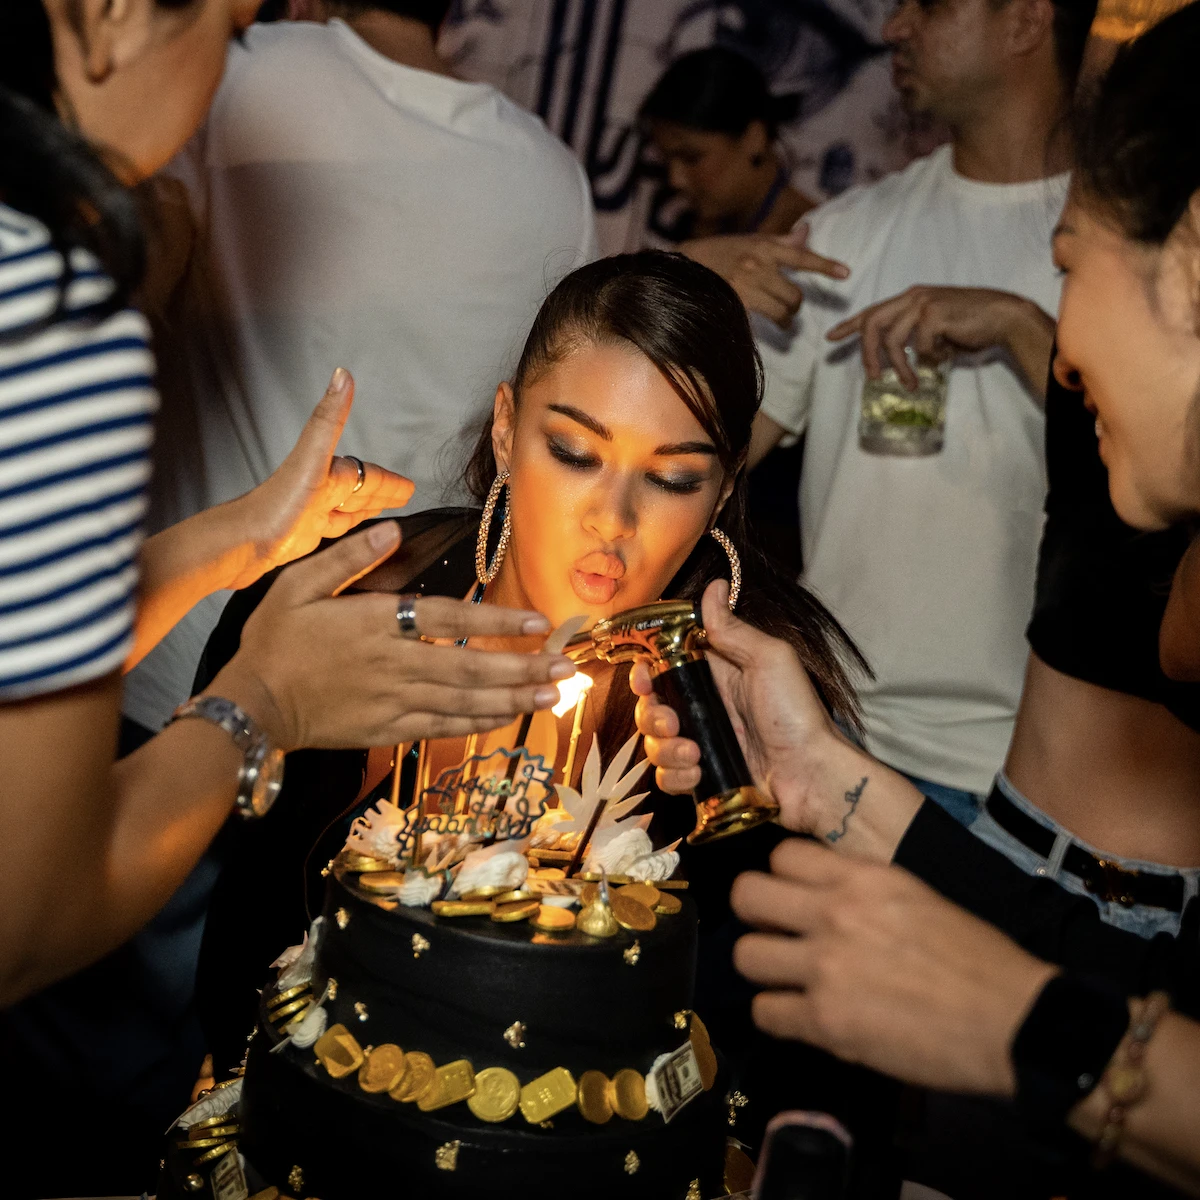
[1027, 366, 1200, 730]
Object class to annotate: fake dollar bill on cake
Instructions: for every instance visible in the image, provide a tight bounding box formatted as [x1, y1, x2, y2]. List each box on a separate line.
[161, 733, 727, 1200]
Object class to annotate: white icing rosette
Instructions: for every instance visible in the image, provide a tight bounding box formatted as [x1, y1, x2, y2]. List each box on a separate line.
[398, 869, 445, 907]
[582, 823, 652, 876]
[643, 1051, 672, 1115]
[448, 840, 530, 898]
[286, 1002, 328, 1049]
[625, 845, 682, 883]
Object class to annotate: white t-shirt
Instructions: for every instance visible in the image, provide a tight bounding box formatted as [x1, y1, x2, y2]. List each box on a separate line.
[758, 146, 1066, 794]
[124, 19, 597, 732]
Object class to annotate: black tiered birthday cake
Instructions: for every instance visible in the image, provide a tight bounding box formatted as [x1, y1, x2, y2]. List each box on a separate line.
[164, 731, 730, 1200]
[232, 861, 726, 1199]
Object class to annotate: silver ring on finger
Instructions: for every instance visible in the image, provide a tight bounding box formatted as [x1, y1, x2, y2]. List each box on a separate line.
[395, 593, 421, 640]
[334, 455, 367, 512]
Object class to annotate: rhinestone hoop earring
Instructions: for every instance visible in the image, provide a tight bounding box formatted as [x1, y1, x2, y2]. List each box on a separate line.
[710, 528, 741, 611]
[476, 471, 512, 586]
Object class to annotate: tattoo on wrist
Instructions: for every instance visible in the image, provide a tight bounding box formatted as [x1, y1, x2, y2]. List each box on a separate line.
[826, 776, 868, 844]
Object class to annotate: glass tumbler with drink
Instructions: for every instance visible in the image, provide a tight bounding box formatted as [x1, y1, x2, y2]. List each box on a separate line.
[858, 345, 950, 456]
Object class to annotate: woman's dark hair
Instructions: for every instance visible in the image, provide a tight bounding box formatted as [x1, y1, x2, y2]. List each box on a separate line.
[1074, 0, 1200, 245]
[638, 47, 797, 142]
[0, 0, 192, 322]
[466, 251, 866, 746]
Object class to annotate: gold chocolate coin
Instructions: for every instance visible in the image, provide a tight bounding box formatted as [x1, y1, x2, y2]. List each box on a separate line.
[340, 851, 393, 873]
[418, 1059, 477, 1112]
[725, 1143, 756, 1193]
[188, 1114, 235, 1131]
[269, 997, 312, 1024]
[461, 886, 506, 900]
[468, 1067, 521, 1123]
[432, 900, 495, 917]
[689, 1014, 718, 1091]
[531, 905, 576, 932]
[192, 1143, 236, 1166]
[491, 899, 540, 923]
[609, 1068, 649, 1121]
[656, 879, 689, 890]
[653, 892, 683, 916]
[610, 892, 657, 933]
[314, 1024, 364, 1079]
[576, 1070, 613, 1125]
[267, 983, 310, 1009]
[533, 868, 566, 880]
[358, 1044, 407, 1094]
[357, 871, 406, 893]
[519, 1067, 577, 1124]
[493, 889, 538, 905]
[392, 1051, 436, 1102]
[617, 883, 661, 910]
[185, 1124, 239, 1141]
[175, 1136, 232, 1150]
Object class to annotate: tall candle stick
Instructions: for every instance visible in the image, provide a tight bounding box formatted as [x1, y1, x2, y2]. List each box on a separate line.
[560, 679, 593, 789]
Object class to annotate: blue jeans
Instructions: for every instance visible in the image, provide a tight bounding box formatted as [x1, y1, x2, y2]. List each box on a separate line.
[902, 772, 983, 828]
[969, 771, 1200, 938]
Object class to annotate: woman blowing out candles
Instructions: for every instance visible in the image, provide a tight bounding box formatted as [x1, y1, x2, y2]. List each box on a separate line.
[0, 0, 572, 1005]
[190, 249, 867, 1073]
[634, 6, 1200, 1190]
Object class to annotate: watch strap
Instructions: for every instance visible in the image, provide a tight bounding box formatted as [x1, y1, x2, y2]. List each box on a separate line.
[171, 696, 275, 819]
[1012, 971, 1130, 1134]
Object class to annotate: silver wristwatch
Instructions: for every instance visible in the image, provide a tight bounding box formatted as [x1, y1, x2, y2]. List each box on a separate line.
[171, 696, 285, 819]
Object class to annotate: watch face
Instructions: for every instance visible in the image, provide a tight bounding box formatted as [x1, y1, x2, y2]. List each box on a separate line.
[250, 747, 287, 817]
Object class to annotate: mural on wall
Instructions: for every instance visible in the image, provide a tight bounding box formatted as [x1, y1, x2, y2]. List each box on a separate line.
[443, 0, 939, 253]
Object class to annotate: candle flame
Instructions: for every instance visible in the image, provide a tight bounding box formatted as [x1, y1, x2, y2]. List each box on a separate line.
[552, 670, 594, 717]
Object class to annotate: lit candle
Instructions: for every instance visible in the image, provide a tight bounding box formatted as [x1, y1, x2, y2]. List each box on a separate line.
[555, 671, 595, 788]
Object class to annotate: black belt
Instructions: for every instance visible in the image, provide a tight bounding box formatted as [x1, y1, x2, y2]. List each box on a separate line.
[984, 785, 1186, 913]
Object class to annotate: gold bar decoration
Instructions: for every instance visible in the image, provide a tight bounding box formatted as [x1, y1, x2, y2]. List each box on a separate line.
[518, 1067, 578, 1124]
[417, 1060, 477, 1111]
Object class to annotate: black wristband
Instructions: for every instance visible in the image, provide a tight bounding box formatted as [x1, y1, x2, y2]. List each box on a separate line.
[1011, 972, 1130, 1134]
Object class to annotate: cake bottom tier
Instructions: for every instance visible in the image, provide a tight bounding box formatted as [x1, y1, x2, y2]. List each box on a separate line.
[239, 1034, 727, 1200]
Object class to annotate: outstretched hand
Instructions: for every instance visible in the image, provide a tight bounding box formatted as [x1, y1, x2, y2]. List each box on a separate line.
[212, 521, 574, 752]
[229, 367, 416, 588]
[680, 223, 849, 329]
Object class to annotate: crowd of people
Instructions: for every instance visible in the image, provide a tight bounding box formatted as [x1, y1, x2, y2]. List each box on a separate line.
[3, 0, 1200, 1196]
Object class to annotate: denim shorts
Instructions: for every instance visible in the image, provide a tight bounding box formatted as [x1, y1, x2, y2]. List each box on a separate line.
[901, 772, 983, 829]
[969, 771, 1200, 939]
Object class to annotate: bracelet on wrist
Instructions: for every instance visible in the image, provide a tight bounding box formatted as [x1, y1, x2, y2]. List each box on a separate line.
[1092, 990, 1170, 1167]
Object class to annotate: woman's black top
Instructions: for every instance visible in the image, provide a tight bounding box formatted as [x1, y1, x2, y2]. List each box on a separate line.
[1027, 369, 1200, 729]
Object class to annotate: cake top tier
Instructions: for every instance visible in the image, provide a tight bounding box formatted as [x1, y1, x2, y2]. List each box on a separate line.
[307, 864, 698, 1081]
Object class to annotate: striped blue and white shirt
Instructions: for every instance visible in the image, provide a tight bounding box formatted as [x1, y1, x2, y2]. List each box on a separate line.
[0, 203, 157, 700]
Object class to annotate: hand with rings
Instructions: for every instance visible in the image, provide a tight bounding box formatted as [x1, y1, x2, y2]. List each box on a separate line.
[211, 522, 576, 750]
[223, 367, 416, 589]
